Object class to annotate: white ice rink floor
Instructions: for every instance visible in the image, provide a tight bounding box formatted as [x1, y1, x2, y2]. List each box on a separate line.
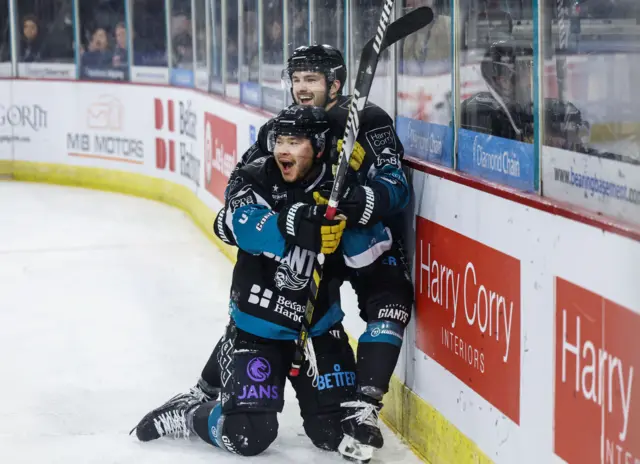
[0, 182, 421, 464]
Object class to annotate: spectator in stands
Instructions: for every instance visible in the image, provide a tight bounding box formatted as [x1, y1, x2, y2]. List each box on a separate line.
[226, 37, 238, 78]
[81, 27, 112, 67]
[170, 8, 194, 67]
[402, 0, 451, 62]
[21, 14, 45, 62]
[112, 22, 128, 67]
[172, 32, 193, 67]
[171, 10, 192, 39]
[265, 20, 283, 64]
[290, 7, 307, 47]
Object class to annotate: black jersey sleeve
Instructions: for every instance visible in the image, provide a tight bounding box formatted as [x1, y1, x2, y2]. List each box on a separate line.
[354, 104, 410, 216]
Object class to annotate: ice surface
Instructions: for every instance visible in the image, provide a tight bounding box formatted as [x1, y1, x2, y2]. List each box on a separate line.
[0, 182, 421, 464]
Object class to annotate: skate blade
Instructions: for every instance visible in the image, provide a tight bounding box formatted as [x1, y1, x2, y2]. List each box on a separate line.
[338, 435, 374, 463]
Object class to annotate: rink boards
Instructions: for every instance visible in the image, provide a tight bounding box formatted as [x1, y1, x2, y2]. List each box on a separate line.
[1, 79, 639, 464]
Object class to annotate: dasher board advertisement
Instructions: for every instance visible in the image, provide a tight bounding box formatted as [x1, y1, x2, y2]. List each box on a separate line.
[414, 216, 521, 424]
[554, 277, 639, 464]
[543, 146, 640, 226]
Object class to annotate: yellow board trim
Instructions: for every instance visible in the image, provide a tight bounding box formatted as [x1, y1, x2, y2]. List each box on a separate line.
[3, 159, 491, 464]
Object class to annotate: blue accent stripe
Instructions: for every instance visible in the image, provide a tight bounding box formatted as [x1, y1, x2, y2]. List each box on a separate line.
[230, 302, 344, 340]
[373, 165, 410, 212]
[359, 321, 404, 347]
[231, 303, 298, 339]
[309, 302, 345, 336]
[232, 205, 285, 256]
[207, 402, 224, 448]
[341, 222, 390, 259]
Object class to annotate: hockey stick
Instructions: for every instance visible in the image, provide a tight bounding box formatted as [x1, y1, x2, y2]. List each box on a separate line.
[289, 4, 435, 377]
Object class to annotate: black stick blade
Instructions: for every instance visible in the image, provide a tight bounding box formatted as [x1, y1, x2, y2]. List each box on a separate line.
[381, 6, 434, 51]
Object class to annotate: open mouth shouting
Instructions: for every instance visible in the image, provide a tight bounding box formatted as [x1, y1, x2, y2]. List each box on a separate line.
[296, 93, 315, 105]
[277, 157, 295, 177]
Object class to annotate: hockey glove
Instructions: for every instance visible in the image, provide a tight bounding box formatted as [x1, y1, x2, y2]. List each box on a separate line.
[313, 185, 378, 228]
[335, 139, 366, 173]
[277, 203, 346, 255]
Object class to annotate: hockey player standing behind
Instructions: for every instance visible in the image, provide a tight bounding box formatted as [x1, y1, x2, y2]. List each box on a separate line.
[132, 106, 358, 456]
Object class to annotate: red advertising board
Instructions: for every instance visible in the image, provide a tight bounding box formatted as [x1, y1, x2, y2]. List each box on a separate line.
[204, 112, 237, 203]
[414, 216, 521, 424]
[154, 98, 176, 172]
[554, 278, 639, 464]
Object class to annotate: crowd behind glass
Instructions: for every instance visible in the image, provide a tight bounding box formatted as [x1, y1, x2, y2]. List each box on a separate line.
[1, 0, 639, 225]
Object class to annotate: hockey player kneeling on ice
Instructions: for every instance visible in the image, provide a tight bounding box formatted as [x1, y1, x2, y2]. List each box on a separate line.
[132, 45, 414, 463]
[131, 106, 358, 457]
[254, 45, 414, 461]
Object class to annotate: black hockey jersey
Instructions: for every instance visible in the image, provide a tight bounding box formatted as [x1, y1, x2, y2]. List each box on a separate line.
[226, 96, 410, 232]
[460, 91, 534, 143]
[221, 156, 348, 341]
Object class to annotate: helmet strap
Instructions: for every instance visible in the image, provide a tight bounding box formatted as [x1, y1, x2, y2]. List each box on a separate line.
[324, 78, 340, 107]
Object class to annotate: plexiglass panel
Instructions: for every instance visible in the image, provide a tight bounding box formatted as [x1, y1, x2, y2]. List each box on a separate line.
[261, 0, 285, 112]
[240, 0, 260, 106]
[169, 0, 195, 86]
[130, 0, 168, 83]
[350, 0, 394, 116]
[209, 0, 223, 94]
[226, 0, 240, 99]
[78, 0, 130, 81]
[0, 0, 11, 77]
[397, 0, 453, 166]
[193, 0, 208, 89]
[457, 0, 536, 192]
[15, 0, 76, 79]
[540, 0, 640, 225]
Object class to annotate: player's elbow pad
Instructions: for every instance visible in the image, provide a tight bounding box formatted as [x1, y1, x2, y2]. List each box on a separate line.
[214, 208, 237, 247]
[371, 168, 410, 213]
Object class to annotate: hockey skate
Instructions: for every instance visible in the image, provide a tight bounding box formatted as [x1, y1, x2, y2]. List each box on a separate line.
[130, 384, 215, 442]
[338, 394, 384, 463]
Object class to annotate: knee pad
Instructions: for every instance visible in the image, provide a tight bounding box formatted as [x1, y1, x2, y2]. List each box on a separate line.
[221, 337, 286, 414]
[302, 411, 344, 451]
[218, 412, 278, 456]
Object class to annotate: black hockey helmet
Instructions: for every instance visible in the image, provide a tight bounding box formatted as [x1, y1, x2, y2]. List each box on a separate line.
[480, 39, 532, 99]
[267, 105, 332, 159]
[282, 44, 347, 103]
[544, 98, 591, 150]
